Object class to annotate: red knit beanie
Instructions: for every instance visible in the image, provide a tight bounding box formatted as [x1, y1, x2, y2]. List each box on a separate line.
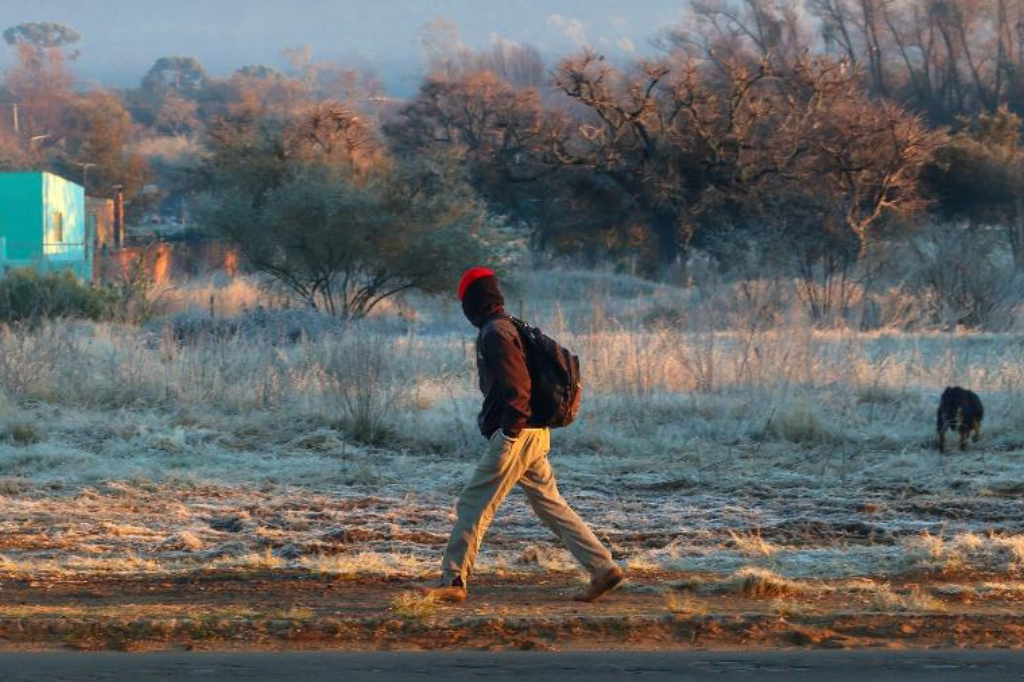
[457, 267, 496, 301]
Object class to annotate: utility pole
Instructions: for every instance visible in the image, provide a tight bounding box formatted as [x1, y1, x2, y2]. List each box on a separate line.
[112, 184, 125, 248]
[73, 162, 99, 190]
[11, 103, 18, 135]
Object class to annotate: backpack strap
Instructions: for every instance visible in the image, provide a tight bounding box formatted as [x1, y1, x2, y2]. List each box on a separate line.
[506, 315, 531, 346]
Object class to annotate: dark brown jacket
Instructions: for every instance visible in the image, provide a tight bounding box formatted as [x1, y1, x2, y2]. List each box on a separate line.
[476, 314, 535, 439]
[461, 274, 536, 439]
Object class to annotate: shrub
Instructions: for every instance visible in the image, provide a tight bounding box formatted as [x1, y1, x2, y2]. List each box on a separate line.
[322, 333, 397, 445]
[2, 419, 40, 445]
[908, 224, 1024, 330]
[869, 584, 945, 613]
[756, 400, 842, 445]
[730, 568, 815, 598]
[152, 307, 345, 344]
[390, 591, 439, 619]
[0, 269, 115, 324]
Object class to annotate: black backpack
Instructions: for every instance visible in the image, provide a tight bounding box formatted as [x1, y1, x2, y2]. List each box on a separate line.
[509, 317, 583, 428]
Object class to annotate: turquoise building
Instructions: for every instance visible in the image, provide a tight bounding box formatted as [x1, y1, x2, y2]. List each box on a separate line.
[0, 171, 94, 282]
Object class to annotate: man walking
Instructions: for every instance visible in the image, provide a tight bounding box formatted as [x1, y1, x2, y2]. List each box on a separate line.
[431, 267, 623, 603]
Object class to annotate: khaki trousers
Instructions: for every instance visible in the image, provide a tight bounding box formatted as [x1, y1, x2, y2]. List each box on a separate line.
[441, 427, 617, 586]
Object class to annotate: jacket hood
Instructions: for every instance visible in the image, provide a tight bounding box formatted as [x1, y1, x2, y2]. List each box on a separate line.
[461, 275, 504, 327]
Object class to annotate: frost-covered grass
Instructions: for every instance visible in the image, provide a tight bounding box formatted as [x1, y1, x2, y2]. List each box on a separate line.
[0, 268, 1022, 585]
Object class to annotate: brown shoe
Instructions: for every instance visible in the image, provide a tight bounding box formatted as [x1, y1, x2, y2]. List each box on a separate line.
[573, 566, 624, 602]
[425, 584, 467, 603]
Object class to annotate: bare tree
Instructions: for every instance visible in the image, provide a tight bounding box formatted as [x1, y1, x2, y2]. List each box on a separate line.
[551, 50, 821, 267]
[788, 64, 939, 257]
[287, 102, 382, 177]
[668, 0, 810, 68]
[385, 69, 554, 219]
[418, 19, 546, 87]
[809, 0, 894, 95]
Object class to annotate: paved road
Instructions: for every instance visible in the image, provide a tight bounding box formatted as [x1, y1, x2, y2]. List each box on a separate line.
[0, 650, 1023, 681]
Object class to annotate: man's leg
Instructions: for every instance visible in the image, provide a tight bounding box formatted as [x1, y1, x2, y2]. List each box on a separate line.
[440, 430, 539, 589]
[517, 432, 619, 580]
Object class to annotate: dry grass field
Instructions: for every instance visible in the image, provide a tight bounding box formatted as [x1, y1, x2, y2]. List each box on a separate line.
[0, 268, 1023, 649]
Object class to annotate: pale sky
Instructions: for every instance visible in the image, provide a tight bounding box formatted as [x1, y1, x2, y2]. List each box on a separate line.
[0, 0, 688, 95]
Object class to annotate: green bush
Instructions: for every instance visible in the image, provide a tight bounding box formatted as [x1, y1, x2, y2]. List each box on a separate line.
[0, 268, 115, 323]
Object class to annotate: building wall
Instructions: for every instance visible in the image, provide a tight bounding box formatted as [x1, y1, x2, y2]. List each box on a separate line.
[86, 197, 116, 250]
[42, 172, 90, 280]
[0, 172, 44, 263]
[0, 172, 92, 281]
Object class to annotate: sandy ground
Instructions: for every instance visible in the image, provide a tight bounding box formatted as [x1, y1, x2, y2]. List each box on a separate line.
[4, 451, 1024, 651]
[2, 569, 1024, 651]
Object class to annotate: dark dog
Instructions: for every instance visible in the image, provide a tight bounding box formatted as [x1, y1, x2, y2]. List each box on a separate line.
[936, 386, 984, 453]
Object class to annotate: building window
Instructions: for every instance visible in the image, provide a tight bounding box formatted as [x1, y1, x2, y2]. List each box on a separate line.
[53, 212, 64, 243]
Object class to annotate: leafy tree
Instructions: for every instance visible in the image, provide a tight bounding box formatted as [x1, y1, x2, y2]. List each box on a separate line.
[236, 65, 282, 80]
[200, 105, 494, 318]
[154, 92, 200, 135]
[3, 22, 80, 50]
[0, 126, 30, 170]
[57, 89, 151, 201]
[130, 56, 208, 126]
[221, 65, 310, 121]
[141, 56, 208, 97]
[2, 22, 78, 140]
[922, 106, 1024, 265]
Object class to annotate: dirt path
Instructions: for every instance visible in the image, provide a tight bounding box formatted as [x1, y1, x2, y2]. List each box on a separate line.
[2, 571, 1024, 651]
